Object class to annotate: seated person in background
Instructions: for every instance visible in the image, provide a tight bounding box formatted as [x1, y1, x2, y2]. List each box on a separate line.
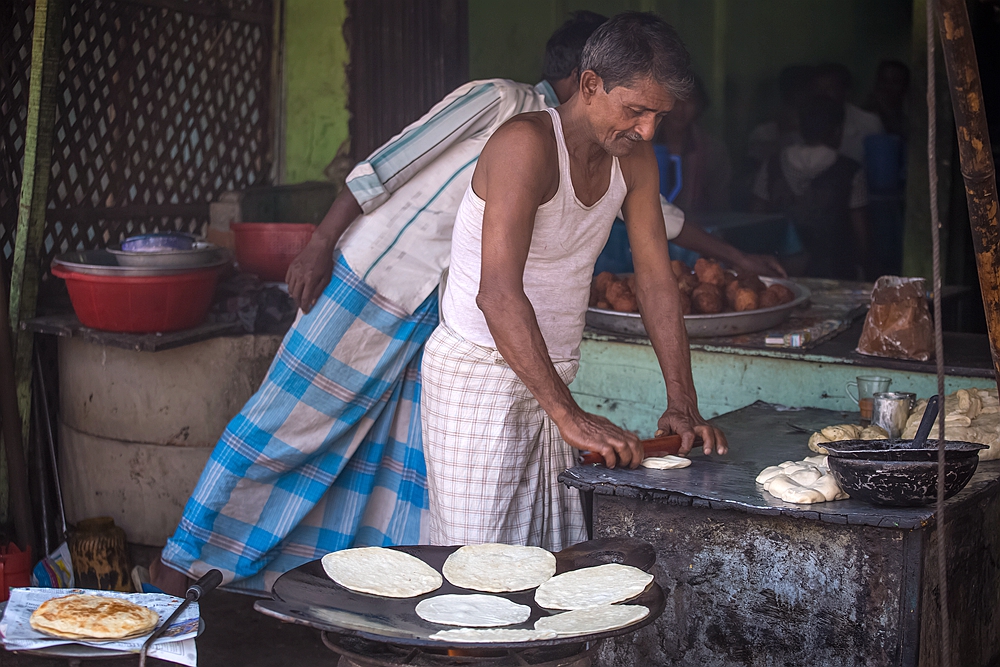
[863, 59, 911, 139]
[746, 64, 815, 166]
[653, 77, 731, 213]
[811, 62, 883, 164]
[752, 95, 870, 280]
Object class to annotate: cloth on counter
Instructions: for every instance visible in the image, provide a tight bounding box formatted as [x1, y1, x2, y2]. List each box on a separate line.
[420, 324, 588, 552]
[207, 273, 297, 335]
[161, 256, 439, 595]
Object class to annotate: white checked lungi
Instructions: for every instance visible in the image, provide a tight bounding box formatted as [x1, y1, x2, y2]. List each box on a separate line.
[420, 324, 588, 551]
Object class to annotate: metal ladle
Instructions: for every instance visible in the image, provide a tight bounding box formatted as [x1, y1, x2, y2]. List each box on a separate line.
[911, 394, 942, 448]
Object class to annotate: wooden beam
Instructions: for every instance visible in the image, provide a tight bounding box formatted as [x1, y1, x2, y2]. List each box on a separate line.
[934, 0, 1000, 393]
[9, 0, 66, 448]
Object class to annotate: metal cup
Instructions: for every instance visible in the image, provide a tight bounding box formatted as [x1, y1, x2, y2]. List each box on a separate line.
[872, 392, 914, 439]
[847, 376, 892, 424]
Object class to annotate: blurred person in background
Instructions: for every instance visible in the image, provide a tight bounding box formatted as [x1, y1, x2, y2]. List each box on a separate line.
[863, 59, 911, 139]
[811, 62, 884, 164]
[653, 77, 731, 213]
[752, 95, 870, 280]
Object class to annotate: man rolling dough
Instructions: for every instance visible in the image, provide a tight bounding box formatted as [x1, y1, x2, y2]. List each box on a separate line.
[421, 12, 727, 551]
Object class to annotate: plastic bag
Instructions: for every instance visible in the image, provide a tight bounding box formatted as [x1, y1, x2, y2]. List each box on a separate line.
[856, 276, 934, 361]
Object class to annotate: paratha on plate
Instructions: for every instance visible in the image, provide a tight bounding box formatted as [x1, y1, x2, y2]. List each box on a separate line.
[30, 594, 159, 640]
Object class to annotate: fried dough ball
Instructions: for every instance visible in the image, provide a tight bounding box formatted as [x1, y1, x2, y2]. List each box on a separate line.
[694, 258, 726, 287]
[597, 300, 611, 309]
[732, 288, 760, 312]
[589, 281, 601, 307]
[606, 280, 638, 313]
[676, 272, 699, 296]
[679, 292, 692, 315]
[760, 283, 795, 308]
[738, 274, 766, 294]
[691, 283, 724, 314]
[594, 271, 617, 294]
[725, 280, 742, 307]
[671, 260, 692, 278]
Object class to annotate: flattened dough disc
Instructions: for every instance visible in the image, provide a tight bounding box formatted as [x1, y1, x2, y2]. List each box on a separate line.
[534, 563, 653, 610]
[321, 547, 442, 598]
[443, 543, 556, 592]
[534, 605, 649, 636]
[430, 628, 558, 643]
[415, 594, 531, 627]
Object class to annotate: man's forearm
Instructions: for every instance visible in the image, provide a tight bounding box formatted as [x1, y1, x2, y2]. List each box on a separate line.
[634, 273, 699, 409]
[313, 187, 364, 249]
[478, 289, 580, 425]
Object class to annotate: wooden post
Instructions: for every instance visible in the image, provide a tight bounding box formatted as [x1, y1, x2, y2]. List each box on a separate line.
[934, 0, 1000, 393]
[9, 0, 66, 446]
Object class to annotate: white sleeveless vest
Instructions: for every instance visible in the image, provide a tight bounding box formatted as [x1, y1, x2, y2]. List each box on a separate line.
[442, 107, 628, 361]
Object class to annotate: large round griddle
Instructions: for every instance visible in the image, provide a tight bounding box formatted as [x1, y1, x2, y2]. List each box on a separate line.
[254, 538, 664, 650]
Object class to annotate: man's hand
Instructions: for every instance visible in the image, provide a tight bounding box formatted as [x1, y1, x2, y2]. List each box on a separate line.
[286, 236, 335, 313]
[657, 403, 728, 456]
[732, 253, 787, 278]
[558, 411, 644, 469]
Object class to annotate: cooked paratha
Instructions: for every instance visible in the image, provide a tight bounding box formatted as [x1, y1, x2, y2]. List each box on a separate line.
[321, 547, 442, 598]
[534, 605, 649, 636]
[442, 544, 556, 592]
[30, 594, 159, 640]
[416, 594, 531, 627]
[534, 564, 653, 610]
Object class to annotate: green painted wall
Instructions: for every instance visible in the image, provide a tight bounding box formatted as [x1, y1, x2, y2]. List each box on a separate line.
[282, 0, 350, 184]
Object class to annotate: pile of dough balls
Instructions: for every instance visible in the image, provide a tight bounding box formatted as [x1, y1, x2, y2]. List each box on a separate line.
[807, 424, 888, 455]
[589, 259, 796, 316]
[756, 455, 849, 504]
[902, 388, 1000, 460]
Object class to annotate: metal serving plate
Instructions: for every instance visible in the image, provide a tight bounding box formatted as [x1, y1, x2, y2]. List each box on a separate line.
[108, 242, 231, 268]
[255, 538, 664, 651]
[52, 249, 230, 276]
[586, 277, 810, 339]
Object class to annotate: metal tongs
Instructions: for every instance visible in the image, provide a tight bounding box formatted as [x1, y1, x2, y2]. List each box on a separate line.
[138, 569, 223, 667]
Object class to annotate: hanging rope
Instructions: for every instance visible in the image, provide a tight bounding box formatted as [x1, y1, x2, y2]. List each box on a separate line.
[926, 1, 951, 664]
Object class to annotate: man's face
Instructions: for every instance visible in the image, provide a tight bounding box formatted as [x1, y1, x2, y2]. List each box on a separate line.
[582, 72, 676, 157]
[812, 75, 847, 106]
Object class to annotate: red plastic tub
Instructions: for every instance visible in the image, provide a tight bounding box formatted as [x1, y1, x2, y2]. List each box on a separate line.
[231, 222, 315, 282]
[52, 265, 220, 333]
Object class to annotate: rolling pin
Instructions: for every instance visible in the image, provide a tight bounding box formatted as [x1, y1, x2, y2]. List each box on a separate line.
[580, 433, 702, 465]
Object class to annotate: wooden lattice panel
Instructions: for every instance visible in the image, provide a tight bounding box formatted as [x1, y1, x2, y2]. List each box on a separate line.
[0, 0, 274, 282]
[0, 0, 34, 274]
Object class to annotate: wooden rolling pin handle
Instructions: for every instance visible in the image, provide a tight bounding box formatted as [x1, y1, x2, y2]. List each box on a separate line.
[580, 433, 699, 465]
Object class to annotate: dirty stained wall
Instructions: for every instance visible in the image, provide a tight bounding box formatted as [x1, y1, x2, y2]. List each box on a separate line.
[282, 0, 350, 183]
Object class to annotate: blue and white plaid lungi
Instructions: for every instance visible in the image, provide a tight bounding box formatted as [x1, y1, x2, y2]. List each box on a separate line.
[161, 255, 439, 594]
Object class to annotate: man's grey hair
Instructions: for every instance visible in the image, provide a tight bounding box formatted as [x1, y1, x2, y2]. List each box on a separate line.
[579, 12, 694, 100]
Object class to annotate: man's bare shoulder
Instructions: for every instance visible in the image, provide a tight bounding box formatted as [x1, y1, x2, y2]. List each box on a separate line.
[483, 111, 556, 160]
[618, 140, 659, 190]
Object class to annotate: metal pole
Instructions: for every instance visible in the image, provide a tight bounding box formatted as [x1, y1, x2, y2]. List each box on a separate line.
[933, 0, 1000, 394]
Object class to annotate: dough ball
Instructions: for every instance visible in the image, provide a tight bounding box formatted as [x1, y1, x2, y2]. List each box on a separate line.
[787, 467, 822, 486]
[733, 288, 760, 312]
[594, 271, 617, 294]
[589, 282, 601, 307]
[596, 300, 611, 310]
[813, 474, 849, 501]
[802, 455, 829, 469]
[820, 424, 862, 442]
[694, 258, 726, 287]
[760, 283, 795, 308]
[691, 283, 724, 314]
[671, 260, 692, 278]
[859, 425, 888, 440]
[807, 431, 831, 454]
[677, 272, 700, 296]
[679, 292, 692, 316]
[755, 464, 785, 484]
